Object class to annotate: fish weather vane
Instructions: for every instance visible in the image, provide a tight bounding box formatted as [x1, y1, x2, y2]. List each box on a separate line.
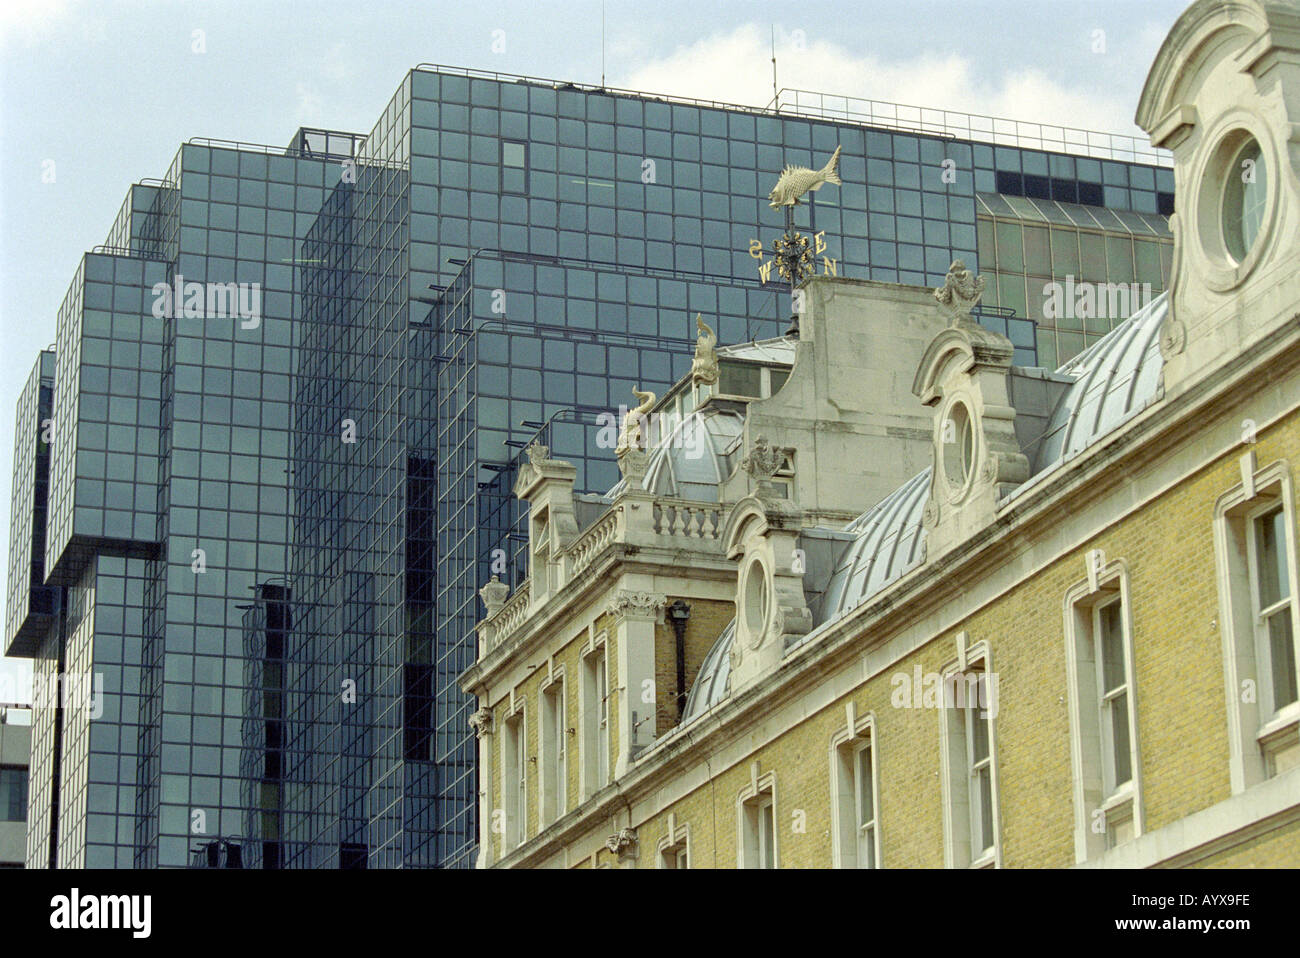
[767, 145, 842, 210]
[751, 145, 843, 335]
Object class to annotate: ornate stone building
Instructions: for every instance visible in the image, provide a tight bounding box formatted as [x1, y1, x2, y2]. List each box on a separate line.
[460, 0, 1300, 868]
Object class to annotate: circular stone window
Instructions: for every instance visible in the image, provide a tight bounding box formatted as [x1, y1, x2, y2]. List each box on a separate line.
[741, 557, 770, 647]
[942, 401, 976, 492]
[1197, 128, 1271, 280]
[1221, 137, 1268, 263]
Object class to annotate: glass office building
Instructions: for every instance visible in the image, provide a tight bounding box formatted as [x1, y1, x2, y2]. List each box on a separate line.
[5, 64, 1171, 868]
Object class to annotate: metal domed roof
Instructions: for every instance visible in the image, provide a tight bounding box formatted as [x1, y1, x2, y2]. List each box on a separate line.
[607, 406, 744, 501]
[1033, 291, 1167, 472]
[681, 618, 735, 722]
[814, 468, 932, 626]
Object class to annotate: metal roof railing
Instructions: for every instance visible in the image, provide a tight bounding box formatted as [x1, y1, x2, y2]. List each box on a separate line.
[775, 88, 1172, 167]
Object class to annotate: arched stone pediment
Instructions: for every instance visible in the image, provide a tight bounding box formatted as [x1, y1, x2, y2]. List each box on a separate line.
[912, 322, 1016, 407]
[1136, 0, 1287, 143]
[721, 497, 770, 561]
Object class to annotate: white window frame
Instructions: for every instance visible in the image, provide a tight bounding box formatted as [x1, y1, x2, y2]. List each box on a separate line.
[1214, 458, 1300, 793]
[539, 672, 567, 827]
[1064, 560, 1144, 862]
[656, 817, 691, 869]
[580, 636, 610, 799]
[501, 704, 527, 850]
[939, 641, 1001, 868]
[737, 770, 778, 869]
[1094, 598, 1134, 798]
[830, 709, 880, 868]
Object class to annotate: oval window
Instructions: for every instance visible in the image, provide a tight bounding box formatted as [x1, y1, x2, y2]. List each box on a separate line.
[1222, 137, 1267, 263]
[742, 557, 769, 645]
[942, 401, 975, 490]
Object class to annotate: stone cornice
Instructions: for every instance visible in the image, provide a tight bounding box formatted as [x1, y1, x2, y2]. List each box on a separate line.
[460, 541, 738, 694]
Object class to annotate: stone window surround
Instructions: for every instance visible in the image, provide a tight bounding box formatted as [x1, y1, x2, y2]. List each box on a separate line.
[829, 702, 880, 869]
[939, 635, 1002, 869]
[656, 812, 691, 869]
[500, 699, 527, 851]
[1063, 556, 1145, 863]
[579, 632, 610, 801]
[736, 765, 778, 869]
[538, 667, 568, 828]
[1213, 453, 1300, 793]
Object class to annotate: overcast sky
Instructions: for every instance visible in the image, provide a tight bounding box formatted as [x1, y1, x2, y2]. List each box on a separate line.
[0, 0, 1190, 697]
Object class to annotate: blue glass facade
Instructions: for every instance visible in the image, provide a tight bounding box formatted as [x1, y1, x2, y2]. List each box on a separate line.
[5, 65, 1170, 869]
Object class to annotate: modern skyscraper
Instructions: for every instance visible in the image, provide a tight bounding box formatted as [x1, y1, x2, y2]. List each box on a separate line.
[5, 63, 1172, 868]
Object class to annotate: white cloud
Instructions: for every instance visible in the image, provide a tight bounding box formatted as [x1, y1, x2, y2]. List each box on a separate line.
[612, 23, 1144, 141]
[0, 0, 73, 46]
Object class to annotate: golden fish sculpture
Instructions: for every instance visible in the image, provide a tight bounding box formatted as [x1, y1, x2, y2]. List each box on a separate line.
[767, 145, 843, 208]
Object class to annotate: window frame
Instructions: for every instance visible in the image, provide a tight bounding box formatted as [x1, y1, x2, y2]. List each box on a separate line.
[939, 640, 1001, 868]
[500, 705, 527, 850]
[1214, 458, 1300, 792]
[500, 138, 529, 195]
[580, 636, 610, 800]
[1094, 597, 1134, 797]
[1246, 501, 1298, 723]
[963, 673, 996, 860]
[737, 771, 779, 869]
[830, 710, 880, 868]
[853, 741, 877, 868]
[656, 818, 691, 869]
[1064, 559, 1144, 862]
[539, 672, 567, 827]
[0, 765, 28, 823]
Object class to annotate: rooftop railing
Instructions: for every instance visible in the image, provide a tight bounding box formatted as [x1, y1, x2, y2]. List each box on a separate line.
[776, 88, 1173, 167]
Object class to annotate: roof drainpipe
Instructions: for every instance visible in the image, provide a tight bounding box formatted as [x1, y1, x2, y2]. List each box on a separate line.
[668, 600, 691, 722]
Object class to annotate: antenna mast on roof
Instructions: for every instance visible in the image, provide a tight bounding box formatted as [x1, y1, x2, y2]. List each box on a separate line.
[770, 25, 778, 112]
[601, 1, 607, 87]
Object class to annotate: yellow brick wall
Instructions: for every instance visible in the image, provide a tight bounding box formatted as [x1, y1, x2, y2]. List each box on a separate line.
[540, 407, 1300, 868]
[653, 598, 735, 735]
[488, 620, 587, 860]
[488, 610, 631, 859]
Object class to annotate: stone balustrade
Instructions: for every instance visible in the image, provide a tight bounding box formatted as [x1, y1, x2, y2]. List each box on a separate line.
[480, 493, 726, 651]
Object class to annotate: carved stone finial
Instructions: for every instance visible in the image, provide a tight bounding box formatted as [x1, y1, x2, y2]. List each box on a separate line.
[690, 314, 719, 385]
[525, 439, 550, 465]
[934, 260, 985, 320]
[479, 575, 509, 616]
[742, 435, 791, 497]
[468, 707, 493, 737]
[604, 827, 638, 856]
[615, 387, 656, 455]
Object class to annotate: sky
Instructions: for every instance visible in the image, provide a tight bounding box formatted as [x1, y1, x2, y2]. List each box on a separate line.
[0, 0, 1191, 699]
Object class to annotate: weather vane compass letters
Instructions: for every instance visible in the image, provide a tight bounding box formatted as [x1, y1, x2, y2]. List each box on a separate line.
[749, 145, 843, 334]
